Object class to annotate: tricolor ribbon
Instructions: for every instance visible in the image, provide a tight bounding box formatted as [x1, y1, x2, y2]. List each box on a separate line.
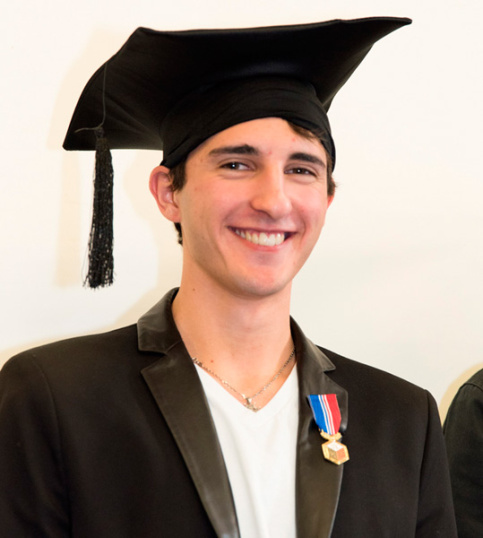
[308, 393, 341, 436]
[307, 393, 349, 465]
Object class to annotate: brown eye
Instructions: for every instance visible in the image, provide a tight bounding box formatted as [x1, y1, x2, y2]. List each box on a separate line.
[286, 167, 315, 176]
[221, 161, 249, 170]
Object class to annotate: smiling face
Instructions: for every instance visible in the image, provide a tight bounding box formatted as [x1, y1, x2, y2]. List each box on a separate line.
[150, 117, 333, 300]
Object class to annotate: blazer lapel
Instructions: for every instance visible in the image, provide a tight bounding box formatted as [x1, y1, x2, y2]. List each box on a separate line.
[136, 291, 348, 538]
[292, 320, 348, 538]
[138, 291, 240, 538]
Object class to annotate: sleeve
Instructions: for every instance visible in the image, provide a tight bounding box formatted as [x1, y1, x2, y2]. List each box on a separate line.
[416, 391, 458, 537]
[444, 379, 483, 538]
[0, 354, 70, 537]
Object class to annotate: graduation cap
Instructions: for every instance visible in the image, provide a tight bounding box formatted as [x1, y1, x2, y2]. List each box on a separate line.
[63, 16, 411, 288]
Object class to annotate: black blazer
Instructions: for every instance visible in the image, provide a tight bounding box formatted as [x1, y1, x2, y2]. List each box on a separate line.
[0, 290, 456, 537]
[444, 368, 483, 537]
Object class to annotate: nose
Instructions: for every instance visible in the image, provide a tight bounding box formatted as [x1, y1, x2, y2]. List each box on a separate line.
[250, 166, 292, 219]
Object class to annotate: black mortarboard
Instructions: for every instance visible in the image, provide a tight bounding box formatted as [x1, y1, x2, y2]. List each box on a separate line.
[63, 16, 411, 288]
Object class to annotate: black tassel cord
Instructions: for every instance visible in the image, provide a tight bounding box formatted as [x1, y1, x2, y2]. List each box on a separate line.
[84, 127, 114, 288]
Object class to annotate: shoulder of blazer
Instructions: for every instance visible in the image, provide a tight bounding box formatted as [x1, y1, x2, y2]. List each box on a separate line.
[319, 346, 427, 396]
[1, 324, 162, 393]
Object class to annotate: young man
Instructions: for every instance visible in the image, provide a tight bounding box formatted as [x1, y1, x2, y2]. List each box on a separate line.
[0, 18, 457, 537]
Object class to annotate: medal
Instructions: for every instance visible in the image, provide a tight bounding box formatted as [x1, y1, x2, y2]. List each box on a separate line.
[308, 394, 349, 465]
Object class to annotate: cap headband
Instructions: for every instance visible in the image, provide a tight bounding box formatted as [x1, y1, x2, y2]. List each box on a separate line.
[160, 77, 335, 168]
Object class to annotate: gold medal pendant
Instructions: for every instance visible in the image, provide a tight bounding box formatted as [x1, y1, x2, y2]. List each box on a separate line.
[320, 431, 349, 465]
[308, 394, 349, 466]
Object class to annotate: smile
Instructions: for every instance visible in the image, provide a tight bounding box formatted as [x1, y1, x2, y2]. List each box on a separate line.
[232, 228, 286, 246]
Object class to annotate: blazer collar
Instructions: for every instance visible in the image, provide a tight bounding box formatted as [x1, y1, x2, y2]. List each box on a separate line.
[137, 289, 348, 538]
[138, 289, 240, 538]
[137, 288, 182, 355]
[292, 319, 348, 538]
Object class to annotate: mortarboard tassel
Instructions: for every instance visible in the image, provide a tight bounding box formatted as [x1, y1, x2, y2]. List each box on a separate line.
[84, 127, 114, 288]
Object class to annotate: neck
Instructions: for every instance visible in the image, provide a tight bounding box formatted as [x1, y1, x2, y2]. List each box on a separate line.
[172, 278, 295, 405]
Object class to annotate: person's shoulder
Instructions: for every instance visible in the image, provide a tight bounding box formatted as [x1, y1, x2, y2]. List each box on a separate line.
[317, 347, 444, 459]
[461, 367, 483, 392]
[447, 367, 483, 412]
[320, 345, 423, 388]
[1, 324, 140, 381]
[319, 345, 433, 408]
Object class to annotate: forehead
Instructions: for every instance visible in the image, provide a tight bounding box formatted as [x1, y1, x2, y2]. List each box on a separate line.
[187, 117, 327, 162]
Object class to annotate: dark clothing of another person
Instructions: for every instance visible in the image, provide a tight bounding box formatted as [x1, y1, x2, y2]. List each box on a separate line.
[444, 368, 483, 538]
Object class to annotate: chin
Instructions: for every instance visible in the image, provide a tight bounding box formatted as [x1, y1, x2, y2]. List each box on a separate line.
[228, 275, 292, 300]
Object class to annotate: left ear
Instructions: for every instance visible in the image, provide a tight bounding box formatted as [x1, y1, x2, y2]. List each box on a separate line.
[149, 165, 181, 223]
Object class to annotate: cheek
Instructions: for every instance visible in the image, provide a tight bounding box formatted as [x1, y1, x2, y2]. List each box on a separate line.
[178, 184, 233, 238]
[200, 182, 247, 221]
[295, 189, 330, 228]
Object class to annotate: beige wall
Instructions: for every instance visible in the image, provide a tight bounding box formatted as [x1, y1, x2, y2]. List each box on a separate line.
[2, 0, 483, 418]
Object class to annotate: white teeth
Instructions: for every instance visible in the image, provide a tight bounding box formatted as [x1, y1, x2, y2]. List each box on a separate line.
[234, 229, 285, 246]
[247, 231, 257, 244]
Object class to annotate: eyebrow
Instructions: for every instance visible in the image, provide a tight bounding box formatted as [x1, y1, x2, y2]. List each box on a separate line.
[290, 152, 327, 169]
[207, 145, 326, 168]
[208, 144, 259, 157]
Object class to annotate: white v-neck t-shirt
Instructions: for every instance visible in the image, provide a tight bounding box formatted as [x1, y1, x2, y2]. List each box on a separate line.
[195, 365, 299, 538]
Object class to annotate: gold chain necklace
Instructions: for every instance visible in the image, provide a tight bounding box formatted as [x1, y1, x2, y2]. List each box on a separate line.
[192, 347, 296, 412]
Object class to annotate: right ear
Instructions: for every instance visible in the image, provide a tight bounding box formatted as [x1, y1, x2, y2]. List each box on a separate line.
[149, 165, 181, 223]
